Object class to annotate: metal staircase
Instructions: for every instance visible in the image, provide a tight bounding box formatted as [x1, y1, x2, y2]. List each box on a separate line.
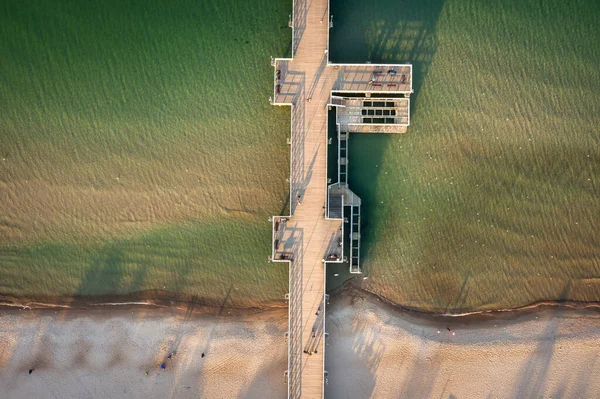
[327, 123, 363, 274]
[338, 125, 348, 185]
[349, 204, 361, 273]
[328, 194, 342, 219]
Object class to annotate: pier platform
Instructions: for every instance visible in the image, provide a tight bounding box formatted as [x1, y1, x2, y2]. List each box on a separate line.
[270, 1, 412, 397]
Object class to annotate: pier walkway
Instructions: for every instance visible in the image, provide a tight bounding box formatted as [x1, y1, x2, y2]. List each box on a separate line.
[270, 1, 413, 397]
[272, 1, 338, 398]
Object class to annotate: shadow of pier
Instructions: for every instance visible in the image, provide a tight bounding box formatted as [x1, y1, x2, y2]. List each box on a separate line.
[328, 0, 446, 278]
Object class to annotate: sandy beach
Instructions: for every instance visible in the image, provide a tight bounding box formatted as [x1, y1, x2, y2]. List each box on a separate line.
[1, 292, 600, 399]
[325, 290, 600, 399]
[0, 307, 287, 399]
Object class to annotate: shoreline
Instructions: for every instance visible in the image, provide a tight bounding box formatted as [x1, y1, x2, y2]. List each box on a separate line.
[329, 285, 600, 334]
[0, 303, 288, 324]
[2, 286, 599, 398]
[0, 291, 287, 318]
[3, 282, 600, 320]
[343, 283, 600, 319]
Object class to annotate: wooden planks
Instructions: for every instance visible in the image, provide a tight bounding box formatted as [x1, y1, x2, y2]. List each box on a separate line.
[280, 1, 339, 398]
[331, 65, 412, 93]
[272, 1, 412, 397]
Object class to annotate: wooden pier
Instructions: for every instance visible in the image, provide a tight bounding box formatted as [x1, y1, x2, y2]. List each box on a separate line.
[270, 1, 412, 398]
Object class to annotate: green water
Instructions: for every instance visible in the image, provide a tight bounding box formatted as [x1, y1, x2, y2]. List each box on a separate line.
[2, 0, 599, 313]
[329, 0, 600, 312]
[0, 0, 292, 306]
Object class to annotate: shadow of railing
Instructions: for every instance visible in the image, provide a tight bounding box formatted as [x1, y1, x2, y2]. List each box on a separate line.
[303, 296, 325, 354]
[290, 74, 306, 214]
[293, 0, 308, 56]
[306, 53, 328, 100]
[297, 146, 319, 207]
[287, 227, 304, 399]
[324, 229, 343, 261]
[276, 65, 304, 105]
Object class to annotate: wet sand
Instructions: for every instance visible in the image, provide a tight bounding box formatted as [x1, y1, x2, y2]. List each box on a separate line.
[325, 290, 600, 399]
[0, 307, 287, 399]
[2, 291, 600, 399]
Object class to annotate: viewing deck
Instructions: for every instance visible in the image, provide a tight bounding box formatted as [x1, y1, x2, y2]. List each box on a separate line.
[274, 62, 413, 105]
[270, 1, 412, 397]
[331, 64, 412, 94]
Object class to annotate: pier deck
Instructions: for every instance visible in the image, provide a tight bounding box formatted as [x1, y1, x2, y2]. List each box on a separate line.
[270, 1, 413, 397]
[272, 1, 339, 398]
[331, 64, 412, 93]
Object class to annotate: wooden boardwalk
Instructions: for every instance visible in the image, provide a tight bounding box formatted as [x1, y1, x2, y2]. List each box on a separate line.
[270, 1, 413, 398]
[272, 0, 339, 398]
[331, 65, 412, 93]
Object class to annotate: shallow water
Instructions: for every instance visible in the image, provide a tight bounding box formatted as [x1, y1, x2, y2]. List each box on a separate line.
[1, 0, 599, 313]
[0, 0, 292, 305]
[327, 0, 600, 312]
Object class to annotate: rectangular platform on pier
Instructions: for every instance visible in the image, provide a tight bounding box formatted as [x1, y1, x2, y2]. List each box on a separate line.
[334, 97, 410, 133]
[272, 59, 298, 105]
[331, 64, 412, 94]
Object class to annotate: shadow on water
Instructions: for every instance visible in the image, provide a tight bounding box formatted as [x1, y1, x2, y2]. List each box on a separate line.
[326, 0, 446, 287]
[329, 0, 444, 115]
[445, 271, 470, 312]
[77, 245, 148, 297]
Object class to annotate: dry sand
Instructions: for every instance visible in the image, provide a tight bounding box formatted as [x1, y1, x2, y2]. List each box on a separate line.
[2, 292, 600, 399]
[0, 307, 287, 399]
[325, 291, 600, 399]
